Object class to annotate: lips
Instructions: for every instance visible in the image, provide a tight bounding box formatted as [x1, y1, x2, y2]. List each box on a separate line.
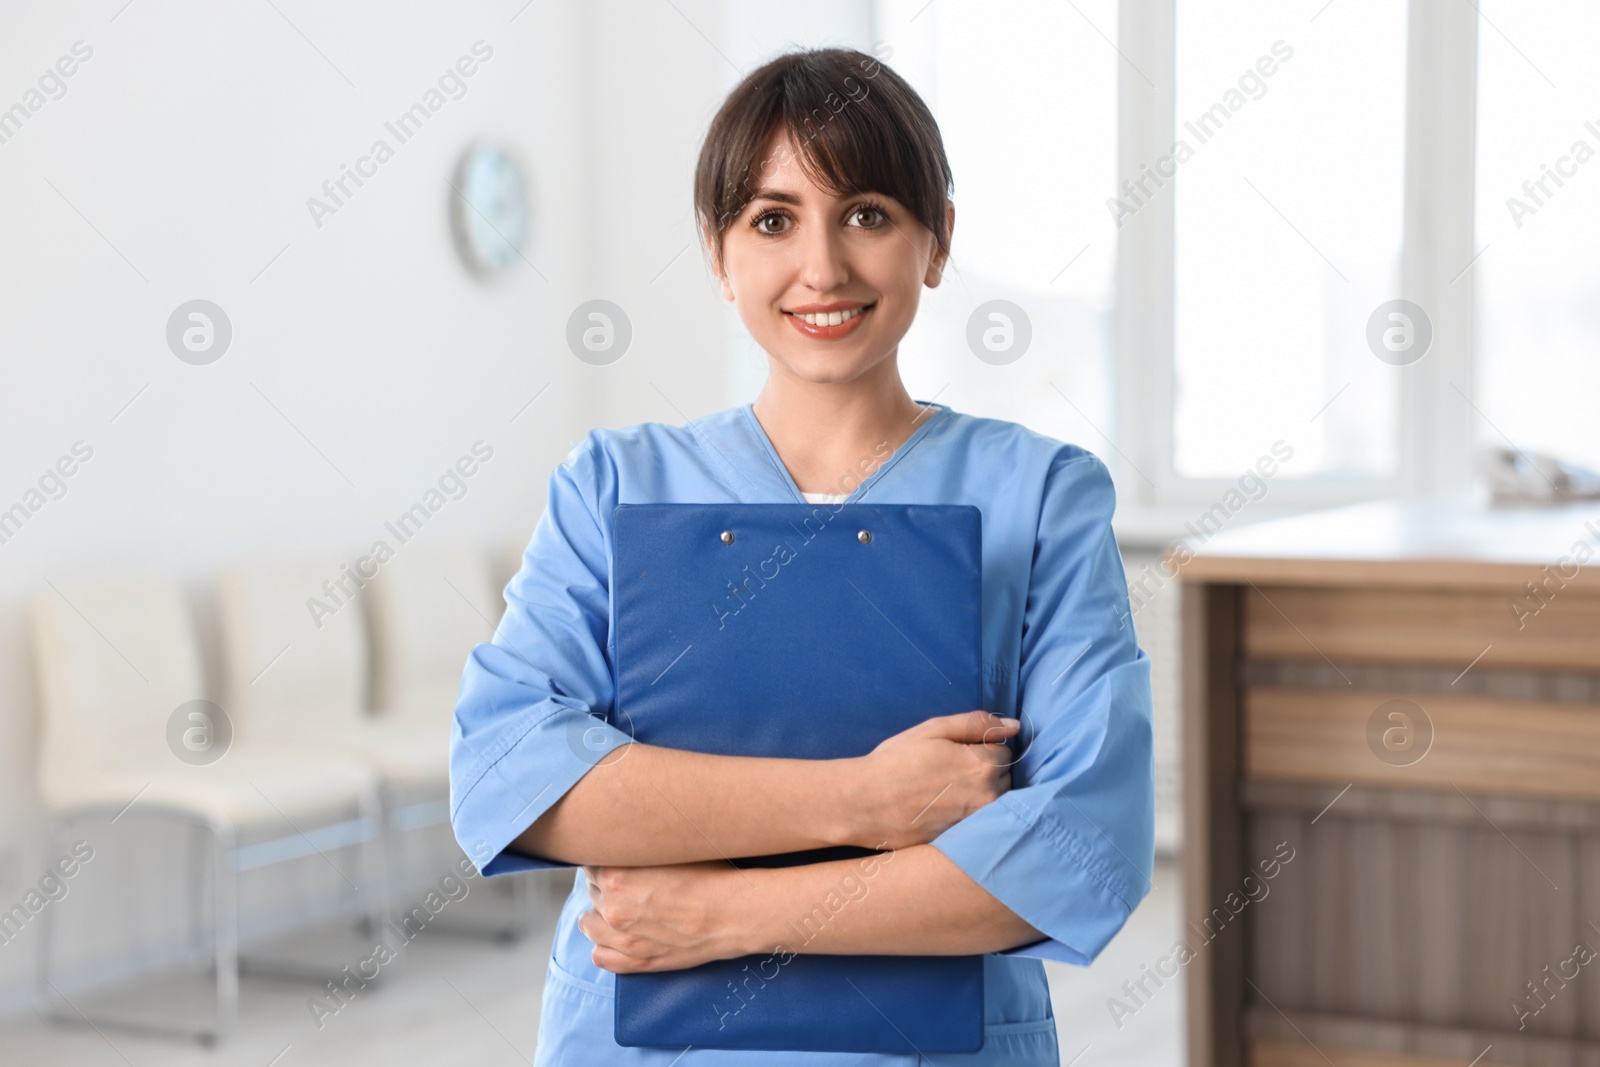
[784, 302, 875, 340]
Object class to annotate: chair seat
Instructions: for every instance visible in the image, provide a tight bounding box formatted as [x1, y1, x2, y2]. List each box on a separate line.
[316, 718, 449, 789]
[42, 745, 380, 830]
[251, 716, 448, 793]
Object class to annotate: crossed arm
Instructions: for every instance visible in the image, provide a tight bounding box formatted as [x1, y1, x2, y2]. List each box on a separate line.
[510, 710, 1047, 972]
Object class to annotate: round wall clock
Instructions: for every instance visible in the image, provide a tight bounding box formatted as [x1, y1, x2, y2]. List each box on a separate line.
[449, 142, 531, 277]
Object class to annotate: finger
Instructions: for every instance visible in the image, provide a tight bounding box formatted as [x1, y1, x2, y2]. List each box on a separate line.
[969, 735, 1020, 764]
[592, 945, 645, 974]
[918, 709, 1021, 743]
[980, 720, 1022, 746]
[579, 906, 620, 949]
[581, 910, 653, 974]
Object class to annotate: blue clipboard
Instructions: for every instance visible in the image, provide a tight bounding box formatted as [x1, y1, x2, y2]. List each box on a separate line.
[609, 502, 987, 1054]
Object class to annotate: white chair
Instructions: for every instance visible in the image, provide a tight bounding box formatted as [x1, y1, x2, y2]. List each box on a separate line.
[32, 575, 384, 1044]
[219, 554, 474, 926]
[363, 543, 496, 831]
[216, 556, 409, 822]
[365, 542, 558, 940]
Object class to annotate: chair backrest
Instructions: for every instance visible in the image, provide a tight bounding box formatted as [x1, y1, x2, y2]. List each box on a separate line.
[218, 557, 367, 743]
[32, 576, 204, 791]
[364, 543, 496, 720]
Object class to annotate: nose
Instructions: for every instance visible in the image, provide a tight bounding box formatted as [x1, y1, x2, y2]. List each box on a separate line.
[794, 217, 850, 294]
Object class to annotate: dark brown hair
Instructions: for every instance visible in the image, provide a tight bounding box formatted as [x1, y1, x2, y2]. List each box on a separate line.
[693, 47, 954, 273]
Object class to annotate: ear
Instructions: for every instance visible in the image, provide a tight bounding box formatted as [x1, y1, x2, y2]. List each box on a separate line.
[700, 219, 735, 301]
[923, 201, 956, 289]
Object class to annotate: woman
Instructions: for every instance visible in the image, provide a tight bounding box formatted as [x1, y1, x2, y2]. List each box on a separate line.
[450, 47, 1154, 1066]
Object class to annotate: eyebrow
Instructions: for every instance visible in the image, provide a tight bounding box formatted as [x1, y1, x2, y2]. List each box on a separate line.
[745, 188, 804, 206]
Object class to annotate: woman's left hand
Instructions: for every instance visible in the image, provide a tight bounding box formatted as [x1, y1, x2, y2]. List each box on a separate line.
[579, 861, 751, 973]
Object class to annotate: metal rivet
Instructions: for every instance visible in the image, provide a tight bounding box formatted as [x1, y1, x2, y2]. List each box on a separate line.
[720, 530, 734, 545]
[857, 529, 871, 544]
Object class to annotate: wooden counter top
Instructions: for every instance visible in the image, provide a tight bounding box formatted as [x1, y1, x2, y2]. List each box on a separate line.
[1172, 498, 1600, 590]
[1176, 498, 1600, 1067]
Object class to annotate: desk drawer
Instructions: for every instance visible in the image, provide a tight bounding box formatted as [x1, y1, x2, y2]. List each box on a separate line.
[1242, 584, 1600, 671]
[1243, 687, 1600, 802]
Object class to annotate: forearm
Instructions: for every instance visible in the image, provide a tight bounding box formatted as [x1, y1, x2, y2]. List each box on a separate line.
[512, 742, 861, 867]
[729, 844, 1044, 957]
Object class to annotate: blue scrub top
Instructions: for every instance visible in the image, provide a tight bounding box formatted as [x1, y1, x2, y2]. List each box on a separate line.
[449, 401, 1155, 1066]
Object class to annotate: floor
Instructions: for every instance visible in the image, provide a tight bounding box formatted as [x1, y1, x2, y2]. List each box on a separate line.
[0, 857, 1185, 1066]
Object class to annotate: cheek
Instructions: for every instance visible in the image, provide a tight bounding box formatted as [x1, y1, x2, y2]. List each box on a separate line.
[861, 244, 927, 305]
[721, 237, 782, 295]
[867, 273, 923, 332]
[726, 263, 789, 327]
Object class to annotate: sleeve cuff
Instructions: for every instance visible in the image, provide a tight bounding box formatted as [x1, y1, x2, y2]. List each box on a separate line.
[451, 705, 634, 877]
[930, 793, 1137, 967]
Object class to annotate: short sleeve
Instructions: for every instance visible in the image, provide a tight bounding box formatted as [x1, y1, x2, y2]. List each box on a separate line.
[929, 450, 1155, 965]
[449, 432, 633, 877]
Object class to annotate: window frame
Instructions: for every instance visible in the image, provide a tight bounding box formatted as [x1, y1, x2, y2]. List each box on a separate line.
[1113, 0, 1481, 513]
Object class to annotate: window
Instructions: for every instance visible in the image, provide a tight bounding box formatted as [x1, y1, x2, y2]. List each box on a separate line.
[1473, 0, 1600, 471]
[1171, 0, 1407, 481]
[864, 2, 1584, 508]
[876, 0, 1119, 448]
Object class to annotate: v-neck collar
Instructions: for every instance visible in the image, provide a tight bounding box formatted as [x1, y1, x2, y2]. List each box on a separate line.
[739, 399, 952, 504]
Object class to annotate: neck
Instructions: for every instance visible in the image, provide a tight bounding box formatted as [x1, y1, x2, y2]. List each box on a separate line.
[751, 360, 933, 495]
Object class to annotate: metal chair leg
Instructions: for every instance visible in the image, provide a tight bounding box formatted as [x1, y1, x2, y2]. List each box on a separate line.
[502, 869, 541, 944]
[35, 817, 70, 1011]
[361, 794, 391, 942]
[37, 806, 385, 1046]
[39, 812, 217, 1044]
[187, 820, 208, 967]
[212, 824, 238, 1045]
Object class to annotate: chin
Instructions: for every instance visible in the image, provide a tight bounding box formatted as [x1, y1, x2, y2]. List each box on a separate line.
[772, 350, 875, 384]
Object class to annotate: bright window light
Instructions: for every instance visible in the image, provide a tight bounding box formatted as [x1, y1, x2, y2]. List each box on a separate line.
[1172, 0, 1406, 479]
[1473, 0, 1600, 471]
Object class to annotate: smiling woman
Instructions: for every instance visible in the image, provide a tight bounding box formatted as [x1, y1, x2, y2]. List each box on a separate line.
[449, 45, 1154, 1067]
[692, 46, 955, 471]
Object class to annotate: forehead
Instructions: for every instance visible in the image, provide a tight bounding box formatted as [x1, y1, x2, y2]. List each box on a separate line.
[740, 128, 855, 205]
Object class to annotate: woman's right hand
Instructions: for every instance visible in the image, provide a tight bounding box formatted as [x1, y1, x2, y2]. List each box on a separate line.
[842, 710, 1021, 850]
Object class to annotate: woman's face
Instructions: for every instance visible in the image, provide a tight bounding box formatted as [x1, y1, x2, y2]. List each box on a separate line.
[709, 129, 953, 387]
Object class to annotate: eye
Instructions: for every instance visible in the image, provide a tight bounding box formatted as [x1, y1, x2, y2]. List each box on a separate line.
[751, 209, 790, 236]
[848, 203, 889, 228]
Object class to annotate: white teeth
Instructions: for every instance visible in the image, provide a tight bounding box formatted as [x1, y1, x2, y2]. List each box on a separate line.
[799, 306, 866, 327]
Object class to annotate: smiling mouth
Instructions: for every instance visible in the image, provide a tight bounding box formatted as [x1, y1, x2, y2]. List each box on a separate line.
[788, 303, 873, 327]
[783, 302, 876, 339]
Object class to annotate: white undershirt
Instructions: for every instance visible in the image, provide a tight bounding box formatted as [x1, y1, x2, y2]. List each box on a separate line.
[800, 491, 848, 504]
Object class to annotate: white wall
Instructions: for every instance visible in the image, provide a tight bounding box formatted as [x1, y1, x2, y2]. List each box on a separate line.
[0, 0, 758, 1011]
[6, 0, 1132, 1015]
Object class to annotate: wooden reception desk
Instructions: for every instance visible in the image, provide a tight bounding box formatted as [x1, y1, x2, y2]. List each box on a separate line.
[1176, 500, 1600, 1067]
